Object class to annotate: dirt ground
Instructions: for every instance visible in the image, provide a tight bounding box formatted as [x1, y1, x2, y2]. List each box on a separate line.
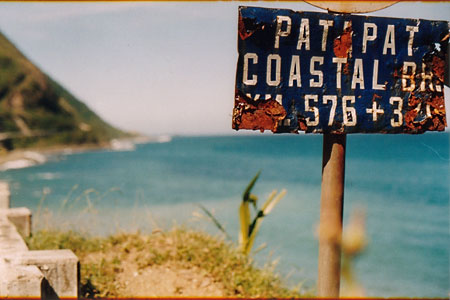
[117, 262, 225, 297]
[83, 241, 225, 297]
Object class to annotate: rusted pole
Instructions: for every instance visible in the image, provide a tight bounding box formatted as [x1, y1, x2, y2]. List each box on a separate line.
[317, 133, 346, 297]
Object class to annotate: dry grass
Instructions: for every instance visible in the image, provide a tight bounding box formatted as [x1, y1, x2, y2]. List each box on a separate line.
[26, 227, 307, 298]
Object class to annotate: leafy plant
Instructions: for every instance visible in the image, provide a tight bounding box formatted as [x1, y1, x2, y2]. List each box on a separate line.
[239, 171, 286, 255]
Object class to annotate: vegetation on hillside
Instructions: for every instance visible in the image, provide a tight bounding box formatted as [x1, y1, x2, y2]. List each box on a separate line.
[0, 31, 127, 152]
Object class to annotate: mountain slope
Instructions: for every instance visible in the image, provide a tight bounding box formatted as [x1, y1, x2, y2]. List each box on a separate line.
[0, 31, 127, 151]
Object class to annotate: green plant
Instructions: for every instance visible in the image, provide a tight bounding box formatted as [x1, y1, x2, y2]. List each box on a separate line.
[239, 171, 286, 255]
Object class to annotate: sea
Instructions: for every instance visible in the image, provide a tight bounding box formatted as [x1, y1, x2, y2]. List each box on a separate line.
[1, 133, 448, 297]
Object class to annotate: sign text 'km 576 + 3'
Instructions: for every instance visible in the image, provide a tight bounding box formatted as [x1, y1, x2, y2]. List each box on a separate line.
[232, 6, 449, 134]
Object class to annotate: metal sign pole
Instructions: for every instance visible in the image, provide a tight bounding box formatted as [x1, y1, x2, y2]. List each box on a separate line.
[317, 133, 346, 297]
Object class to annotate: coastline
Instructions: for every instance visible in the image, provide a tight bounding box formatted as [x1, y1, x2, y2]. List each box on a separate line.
[0, 143, 109, 171]
[0, 135, 162, 171]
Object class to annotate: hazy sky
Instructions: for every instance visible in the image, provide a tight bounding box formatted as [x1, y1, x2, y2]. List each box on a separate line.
[0, 1, 448, 135]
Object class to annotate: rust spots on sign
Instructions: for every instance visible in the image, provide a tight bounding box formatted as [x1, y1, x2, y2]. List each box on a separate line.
[425, 94, 447, 131]
[395, 40, 448, 134]
[238, 14, 253, 40]
[431, 56, 445, 82]
[232, 90, 286, 132]
[371, 93, 382, 103]
[238, 12, 265, 41]
[297, 117, 308, 132]
[333, 24, 352, 77]
[403, 63, 447, 133]
[333, 25, 352, 58]
[404, 96, 446, 133]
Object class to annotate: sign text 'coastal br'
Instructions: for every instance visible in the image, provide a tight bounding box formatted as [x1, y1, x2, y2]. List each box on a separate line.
[232, 6, 449, 134]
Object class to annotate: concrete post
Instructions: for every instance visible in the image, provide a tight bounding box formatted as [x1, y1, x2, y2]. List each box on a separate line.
[0, 181, 80, 299]
[0, 263, 44, 298]
[5, 250, 80, 299]
[6, 207, 32, 237]
[0, 216, 28, 256]
[0, 181, 10, 209]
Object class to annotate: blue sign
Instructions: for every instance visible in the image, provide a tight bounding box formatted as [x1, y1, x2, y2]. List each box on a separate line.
[232, 6, 449, 133]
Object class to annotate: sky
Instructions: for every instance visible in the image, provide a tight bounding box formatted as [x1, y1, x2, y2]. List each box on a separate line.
[0, 1, 448, 136]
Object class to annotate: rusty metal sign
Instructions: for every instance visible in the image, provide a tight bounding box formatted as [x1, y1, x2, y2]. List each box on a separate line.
[232, 6, 449, 133]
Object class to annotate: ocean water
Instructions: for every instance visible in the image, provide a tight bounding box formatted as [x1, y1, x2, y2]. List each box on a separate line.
[1, 133, 448, 297]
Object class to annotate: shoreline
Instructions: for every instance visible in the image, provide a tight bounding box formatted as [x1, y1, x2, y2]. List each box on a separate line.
[0, 135, 160, 171]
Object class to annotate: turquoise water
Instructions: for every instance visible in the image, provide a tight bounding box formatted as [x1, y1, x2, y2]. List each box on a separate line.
[1, 133, 448, 297]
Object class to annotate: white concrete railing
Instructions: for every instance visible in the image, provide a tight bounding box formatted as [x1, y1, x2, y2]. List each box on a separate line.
[0, 181, 79, 299]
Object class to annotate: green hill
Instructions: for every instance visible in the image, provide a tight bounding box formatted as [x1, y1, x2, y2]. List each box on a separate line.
[0, 31, 128, 152]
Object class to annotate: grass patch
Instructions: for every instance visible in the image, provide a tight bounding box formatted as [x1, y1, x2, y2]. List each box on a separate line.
[26, 227, 306, 298]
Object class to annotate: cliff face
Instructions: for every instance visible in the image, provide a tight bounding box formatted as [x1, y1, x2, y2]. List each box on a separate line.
[0, 31, 126, 151]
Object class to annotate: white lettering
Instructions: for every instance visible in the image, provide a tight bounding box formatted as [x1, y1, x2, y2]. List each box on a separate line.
[332, 57, 347, 89]
[275, 94, 283, 105]
[243, 53, 258, 85]
[351, 58, 365, 89]
[297, 18, 310, 50]
[342, 96, 357, 126]
[372, 60, 385, 90]
[420, 63, 434, 91]
[274, 16, 291, 49]
[266, 54, 281, 86]
[362, 23, 377, 53]
[319, 19, 333, 51]
[343, 21, 351, 31]
[305, 94, 319, 126]
[383, 24, 396, 55]
[402, 61, 416, 91]
[366, 100, 384, 121]
[309, 56, 324, 87]
[289, 55, 301, 87]
[246, 93, 260, 100]
[406, 25, 419, 56]
[323, 95, 337, 126]
[426, 104, 432, 117]
[390, 97, 403, 127]
[264, 94, 283, 105]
